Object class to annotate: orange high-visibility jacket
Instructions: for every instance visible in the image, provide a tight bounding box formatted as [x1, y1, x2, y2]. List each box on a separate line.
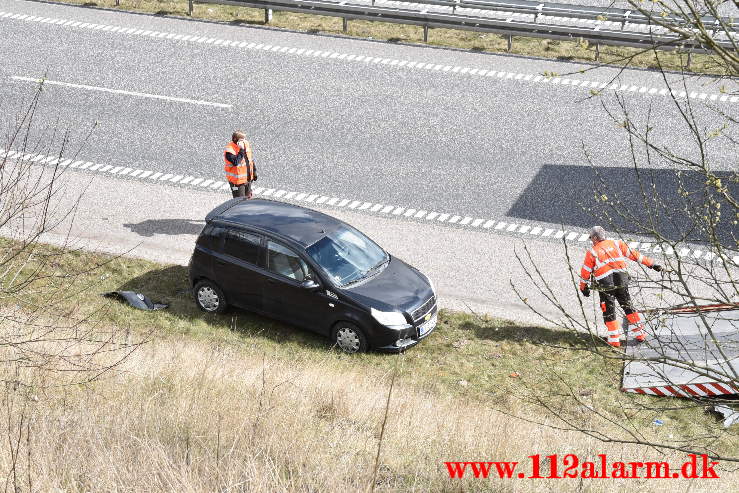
[579, 239, 654, 290]
[224, 141, 255, 185]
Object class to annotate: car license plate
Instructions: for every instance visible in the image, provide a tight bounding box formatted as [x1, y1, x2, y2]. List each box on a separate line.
[418, 313, 437, 337]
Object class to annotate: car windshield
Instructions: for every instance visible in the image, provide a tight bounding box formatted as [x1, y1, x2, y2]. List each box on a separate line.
[306, 225, 388, 287]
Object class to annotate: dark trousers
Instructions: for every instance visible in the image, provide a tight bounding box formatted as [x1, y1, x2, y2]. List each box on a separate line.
[230, 182, 252, 199]
[597, 272, 636, 322]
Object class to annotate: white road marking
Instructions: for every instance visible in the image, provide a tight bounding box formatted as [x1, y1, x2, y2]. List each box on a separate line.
[0, 10, 733, 103]
[10, 76, 233, 108]
[3, 148, 734, 262]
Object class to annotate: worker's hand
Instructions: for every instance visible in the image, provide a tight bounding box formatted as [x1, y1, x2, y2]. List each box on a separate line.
[253, 174, 258, 181]
[581, 286, 590, 298]
[651, 264, 663, 272]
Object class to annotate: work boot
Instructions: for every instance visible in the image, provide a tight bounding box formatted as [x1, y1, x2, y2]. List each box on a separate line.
[627, 313, 647, 343]
[605, 320, 622, 348]
[630, 324, 647, 342]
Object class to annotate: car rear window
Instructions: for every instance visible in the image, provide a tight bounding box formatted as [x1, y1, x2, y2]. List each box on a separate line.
[223, 229, 261, 265]
[196, 225, 220, 250]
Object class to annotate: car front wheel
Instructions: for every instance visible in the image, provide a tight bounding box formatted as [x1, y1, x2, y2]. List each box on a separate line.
[194, 280, 227, 314]
[333, 322, 368, 353]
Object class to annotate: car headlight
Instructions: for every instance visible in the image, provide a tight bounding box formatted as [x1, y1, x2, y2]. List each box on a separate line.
[371, 308, 408, 327]
[425, 274, 436, 296]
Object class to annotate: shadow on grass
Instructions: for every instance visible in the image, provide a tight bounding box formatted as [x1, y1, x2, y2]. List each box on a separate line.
[229, 18, 263, 26]
[458, 319, 600, 350]
[118, 265, 330, 350]
[155, 10, 175, 16]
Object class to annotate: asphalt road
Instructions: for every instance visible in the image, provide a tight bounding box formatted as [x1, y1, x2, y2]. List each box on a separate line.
[7, 162, 671, 330]
[1, 0, 736, 234]
[7, 162, 727, 334]
[0, 0, 737, 327]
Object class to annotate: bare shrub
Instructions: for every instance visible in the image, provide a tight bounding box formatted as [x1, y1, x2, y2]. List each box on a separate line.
[511, 1, 738, 462]
[1, 82, 148, 489]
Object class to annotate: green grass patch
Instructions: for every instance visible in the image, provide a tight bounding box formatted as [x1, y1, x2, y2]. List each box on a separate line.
[2, 237, 734, 457]
[47, 0, 727, 75]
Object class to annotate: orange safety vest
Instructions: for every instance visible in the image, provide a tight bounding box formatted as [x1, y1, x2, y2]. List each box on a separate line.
[224, 141, 254, 185]
[579, 239, 654, 290]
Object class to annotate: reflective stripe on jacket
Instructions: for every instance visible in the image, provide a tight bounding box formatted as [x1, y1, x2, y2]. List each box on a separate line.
[224, 141, 254, 185]
[579, 239, 654, 290]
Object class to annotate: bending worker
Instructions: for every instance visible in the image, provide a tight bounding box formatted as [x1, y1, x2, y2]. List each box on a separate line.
[224, 130, 257, 198]
[579, 226, 662, 348]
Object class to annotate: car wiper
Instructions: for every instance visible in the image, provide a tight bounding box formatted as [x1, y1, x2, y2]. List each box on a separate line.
[342, 277, 365, 287]
[363, 258, 389, 279]
[341, 258, 389, 287]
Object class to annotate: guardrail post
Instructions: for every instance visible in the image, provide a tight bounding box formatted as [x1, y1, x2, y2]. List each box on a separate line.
[622, 11, 630, 30]
[506, 34, 512, 52]
[188, 0, 193, 16]
[423, 25, 429, 42]
[343, 18, 348, 33]
[686, 52, 692, 70]
[264, 9, 273, 23]
[595, 43, 600, 61]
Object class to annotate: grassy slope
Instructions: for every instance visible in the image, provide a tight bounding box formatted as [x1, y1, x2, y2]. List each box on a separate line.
[9, 241, 733, 453]
[1, 238, 736, 490]
[47, 0, 728, 75]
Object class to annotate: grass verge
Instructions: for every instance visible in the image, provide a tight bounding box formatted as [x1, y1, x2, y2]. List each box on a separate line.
[48, 0, 728, 75]
[1, 238, 736, 490]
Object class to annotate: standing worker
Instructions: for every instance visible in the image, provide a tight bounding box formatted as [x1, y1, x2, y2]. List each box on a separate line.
[224, 130, 257, 198]
[579, 226, 662, 347]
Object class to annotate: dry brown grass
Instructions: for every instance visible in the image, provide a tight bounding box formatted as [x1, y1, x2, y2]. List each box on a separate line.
[1, 330, 735, 492]
[0, 236, 735, 491]
[46, 0, 727, 75]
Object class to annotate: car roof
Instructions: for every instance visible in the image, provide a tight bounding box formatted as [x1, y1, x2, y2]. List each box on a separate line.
[206, 198, 344, 247]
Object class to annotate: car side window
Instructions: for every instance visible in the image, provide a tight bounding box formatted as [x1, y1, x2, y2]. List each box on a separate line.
[266, 241, 310, 282]
[223, 229, 261, 264]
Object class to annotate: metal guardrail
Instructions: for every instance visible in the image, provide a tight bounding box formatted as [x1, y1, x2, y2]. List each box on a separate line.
[190, 0, 737, 53]
[382, 0, 737, 28]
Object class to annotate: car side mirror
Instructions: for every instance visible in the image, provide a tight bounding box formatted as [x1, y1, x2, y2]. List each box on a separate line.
[301, 279, 320, 290]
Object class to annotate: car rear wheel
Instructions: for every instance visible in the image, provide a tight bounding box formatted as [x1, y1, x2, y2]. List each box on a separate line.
[333, 322, 368, 353]
[194, 280, 227, 314]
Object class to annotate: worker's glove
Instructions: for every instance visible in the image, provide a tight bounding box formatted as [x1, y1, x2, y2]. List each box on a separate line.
[651, 264, 663, 272]
[581, 286, 590, 298]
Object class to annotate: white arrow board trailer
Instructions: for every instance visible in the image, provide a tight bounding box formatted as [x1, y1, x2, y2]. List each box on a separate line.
[621, 307, 739, 397]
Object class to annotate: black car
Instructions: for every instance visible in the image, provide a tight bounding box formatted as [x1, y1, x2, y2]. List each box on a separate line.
[188, 198, 437, 352]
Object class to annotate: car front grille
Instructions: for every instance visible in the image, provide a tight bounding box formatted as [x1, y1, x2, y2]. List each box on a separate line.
[411, 295, 436, 323]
